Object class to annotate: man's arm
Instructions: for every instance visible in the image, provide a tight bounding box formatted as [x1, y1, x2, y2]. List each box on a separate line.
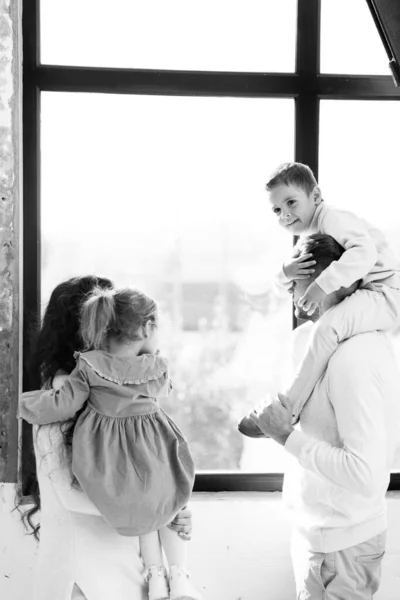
[285, 341, 387, 497]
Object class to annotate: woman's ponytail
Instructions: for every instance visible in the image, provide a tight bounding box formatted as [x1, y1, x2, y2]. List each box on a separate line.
[80, 288, 115, 350]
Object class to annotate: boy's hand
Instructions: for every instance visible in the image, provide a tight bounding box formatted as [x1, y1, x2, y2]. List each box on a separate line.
[298, 281, 327, 315]
[283, 254, 316, 281]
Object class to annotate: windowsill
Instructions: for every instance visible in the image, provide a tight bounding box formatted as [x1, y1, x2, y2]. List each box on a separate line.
[21, 489, 400, 507]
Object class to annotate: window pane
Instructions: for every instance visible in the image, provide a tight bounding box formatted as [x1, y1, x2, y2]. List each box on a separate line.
[320, 0, 390, 75]
[41, 93, 294, 472]
[40, 0, 296, 72]
[319, 100, 400, 471]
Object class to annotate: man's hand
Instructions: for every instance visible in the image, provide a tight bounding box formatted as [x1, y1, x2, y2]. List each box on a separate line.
[298, 281, 327, 315]
[283, 253, 316, 281]
[168, 505, 192, 540]
[250, 394, 294, 446]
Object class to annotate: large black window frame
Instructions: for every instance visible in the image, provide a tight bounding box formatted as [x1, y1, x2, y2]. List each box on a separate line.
[22, 0, 400, 492]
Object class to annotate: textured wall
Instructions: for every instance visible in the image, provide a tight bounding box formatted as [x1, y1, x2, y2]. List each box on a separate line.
[0, 0, 20, 482]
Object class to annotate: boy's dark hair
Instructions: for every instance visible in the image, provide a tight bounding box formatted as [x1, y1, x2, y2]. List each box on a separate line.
[266, 162, 318, 196]
[293, 233, 344, 275]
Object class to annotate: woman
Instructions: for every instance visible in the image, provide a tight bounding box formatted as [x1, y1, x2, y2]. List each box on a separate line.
[19, 275, 192, 600]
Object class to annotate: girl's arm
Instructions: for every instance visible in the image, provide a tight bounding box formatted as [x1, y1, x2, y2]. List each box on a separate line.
[316, 209, 377, 295]
[19, 363, 90, 425]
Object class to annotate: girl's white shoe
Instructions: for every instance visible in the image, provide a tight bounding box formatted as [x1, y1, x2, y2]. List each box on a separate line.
[145, 565, 169, 600]
[168, 565, 202, 600]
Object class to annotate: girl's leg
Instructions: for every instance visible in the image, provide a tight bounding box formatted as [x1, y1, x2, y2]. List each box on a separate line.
[140, 532, 169, 600]
[140, 531, 164, 568]
[159, 525, 202, 599]
[288, 287, 400, 420]
[159, 526, 188, 569]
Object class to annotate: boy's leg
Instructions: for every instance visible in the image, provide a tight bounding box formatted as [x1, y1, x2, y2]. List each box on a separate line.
[289, 287, 400, 421]
[291, 532, 386, 599]
[239, 286, 400, 437]
[71, 584, 87, 599]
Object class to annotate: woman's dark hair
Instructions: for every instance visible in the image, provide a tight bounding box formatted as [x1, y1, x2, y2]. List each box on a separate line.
[18, 275, 114, 540]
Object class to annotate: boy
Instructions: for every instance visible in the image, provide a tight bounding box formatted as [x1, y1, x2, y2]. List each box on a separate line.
[239, 162, 400, 438]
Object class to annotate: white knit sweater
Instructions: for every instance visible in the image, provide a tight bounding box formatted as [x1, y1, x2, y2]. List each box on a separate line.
[283, 323, 400, 552]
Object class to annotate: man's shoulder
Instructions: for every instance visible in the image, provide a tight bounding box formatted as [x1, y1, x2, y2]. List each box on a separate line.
[330, 331, 395, 370]
[326, 333, 400, 404]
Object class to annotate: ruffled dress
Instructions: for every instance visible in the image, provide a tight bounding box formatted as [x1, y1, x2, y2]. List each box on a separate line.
[20, 351, 195, 537]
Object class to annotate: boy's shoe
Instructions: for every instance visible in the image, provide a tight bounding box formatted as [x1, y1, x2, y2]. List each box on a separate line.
[238, 398, 275, 438]
[145, 565, 169, 600]
[237, 413, 268, 438]
[169, 565, 202, 600]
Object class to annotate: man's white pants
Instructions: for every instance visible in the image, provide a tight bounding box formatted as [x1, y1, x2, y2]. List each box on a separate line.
[291, 532, 386, 599]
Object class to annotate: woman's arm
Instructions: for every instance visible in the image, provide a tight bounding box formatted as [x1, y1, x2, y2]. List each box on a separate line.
[168, 506, 193, 540]
[19, 364, 90, 425]
[52, 475, 102, 516]
[35, 425, 102, 516]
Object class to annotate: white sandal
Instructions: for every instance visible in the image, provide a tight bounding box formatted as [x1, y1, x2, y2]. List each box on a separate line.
[169, 565, 202, 600]
[145, 565, 169, 600]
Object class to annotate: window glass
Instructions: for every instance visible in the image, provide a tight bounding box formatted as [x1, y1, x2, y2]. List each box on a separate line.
[40, 0, 297, 72]
[320, 100, 400, 470]
[41, 92, 295, 471]
[320, 0, 389, 75]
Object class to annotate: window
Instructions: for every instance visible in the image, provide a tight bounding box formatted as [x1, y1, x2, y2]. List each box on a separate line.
[319, 100, 400, 472]
[320, 0, 389, 75]
[22, 0, 400, 491]
[40, 0, 297, 72]
[41, 93, 294, 472]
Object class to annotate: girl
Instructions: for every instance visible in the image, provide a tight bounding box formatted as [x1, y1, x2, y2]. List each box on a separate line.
[20, 286, 201, 600]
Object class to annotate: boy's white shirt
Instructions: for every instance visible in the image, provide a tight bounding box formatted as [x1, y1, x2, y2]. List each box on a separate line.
[276, 202, 400, 294]
[282, 322, 400, 553]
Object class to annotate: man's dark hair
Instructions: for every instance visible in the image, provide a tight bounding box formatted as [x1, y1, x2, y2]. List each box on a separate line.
[293, 233, 344, 275]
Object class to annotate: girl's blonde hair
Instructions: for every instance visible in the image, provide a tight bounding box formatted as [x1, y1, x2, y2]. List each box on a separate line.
[80, 287, 157, 350]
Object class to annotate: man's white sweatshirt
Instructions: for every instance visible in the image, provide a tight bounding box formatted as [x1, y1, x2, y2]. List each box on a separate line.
[283, 323, 400, 553]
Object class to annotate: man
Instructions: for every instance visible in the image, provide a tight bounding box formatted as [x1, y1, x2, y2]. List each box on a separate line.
[251, 233, 400, 598]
